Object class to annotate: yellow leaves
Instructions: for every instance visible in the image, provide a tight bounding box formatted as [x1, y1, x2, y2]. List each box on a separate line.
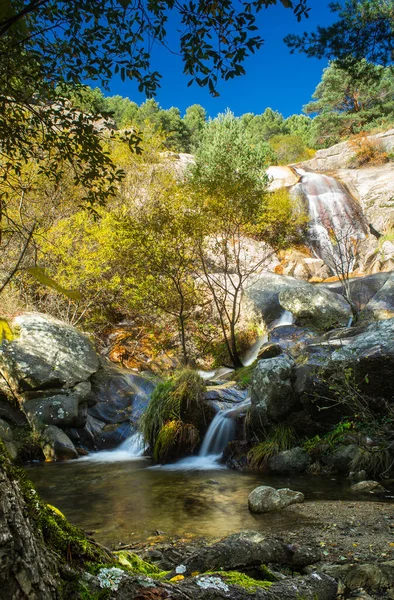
[169, 575, 184, 582]
[26, 267, 81, 300]
[0, 318, 14, 343]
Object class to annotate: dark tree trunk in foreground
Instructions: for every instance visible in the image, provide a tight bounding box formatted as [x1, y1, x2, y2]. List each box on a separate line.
[0, 460, 60, 599]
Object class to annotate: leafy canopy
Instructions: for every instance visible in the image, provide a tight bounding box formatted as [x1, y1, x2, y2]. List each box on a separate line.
[286, 0, 394, 69]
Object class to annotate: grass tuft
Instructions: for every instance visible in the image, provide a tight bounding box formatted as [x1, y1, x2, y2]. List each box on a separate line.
[247, 424, 297, 469]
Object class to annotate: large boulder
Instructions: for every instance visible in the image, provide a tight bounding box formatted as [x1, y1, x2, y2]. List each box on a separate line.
[23, 381, 92, 428]
[0, 313, 99, 392]
[320, 272, 390, 314]
[326, 444, 361, 474]
[268, 447, 311, 474]
[359, 272, 394, 322]
[329, 318, 394, 399]
[279, 287, 352, 330]
[250, 355, 296, 426]
[248, 485, 304, 513]
[242, 272, 309, 326]
[41, 425, 78, 461]
[66, 364, 156, 450]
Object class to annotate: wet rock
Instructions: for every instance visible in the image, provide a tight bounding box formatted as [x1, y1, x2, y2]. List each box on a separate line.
[268, 324, 316, 354]
[268, 447, 311, 474]
[183, 530, 320, 575]
[248, 485, 304, 513]
[321, 272, 390, 313]
[279, 287, 352, 330]
[327, 445, 361, 474]
[90, 364, 155, 425]
[0, 313, 99, 392]
[257, 343, 282, 360]
[42, 425, 78, 461]
[350, 480, 386, 495]
[250, 355, 296, 426]
[66, 364, 156, 450]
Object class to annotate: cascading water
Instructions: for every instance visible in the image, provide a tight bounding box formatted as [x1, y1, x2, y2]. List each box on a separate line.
[83, 431, 145, 463]
[293, 168, 367, 272]
[156, 397, 251, 470]
[241, 309, 294, 367]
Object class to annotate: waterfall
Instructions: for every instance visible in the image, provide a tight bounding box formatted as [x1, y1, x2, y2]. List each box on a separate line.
[155, 397, 251, 471]
[293, 168, 367, 272]
[83, 431, 145, 463]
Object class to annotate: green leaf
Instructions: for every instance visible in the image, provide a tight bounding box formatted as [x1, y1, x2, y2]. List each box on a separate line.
[26, 268, 81, 300]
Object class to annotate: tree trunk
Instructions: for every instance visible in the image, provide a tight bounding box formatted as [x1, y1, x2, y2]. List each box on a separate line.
[0, 456, 60, 599]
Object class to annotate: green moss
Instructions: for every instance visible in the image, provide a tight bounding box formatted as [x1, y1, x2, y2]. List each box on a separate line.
[206, 571, 273, 591]
[114, 551, 169, 578]
[0, 439, 110, 566]
[232, 362, 256, 389]
[259, 564, 280, 582]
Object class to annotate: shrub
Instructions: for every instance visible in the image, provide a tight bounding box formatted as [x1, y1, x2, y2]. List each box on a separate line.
[351, 446, 393, 479]
[348, 134, 389, 168]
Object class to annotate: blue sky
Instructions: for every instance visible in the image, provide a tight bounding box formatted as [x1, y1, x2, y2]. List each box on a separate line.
[107, 0, 336, 119]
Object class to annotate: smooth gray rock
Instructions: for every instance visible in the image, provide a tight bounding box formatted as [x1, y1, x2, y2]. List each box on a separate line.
[350, 480, 386, 494]
[327, 444, 361, 474]
[248, 485, 304, 513]
[279, 287, 352, 330]
[0, 313, 99, 392]
[268, 447, 311, 474]
[242, 272, 310, 326]
[359, 272, 394, 322]
[251, 355, 296, 424]
[42, 425, 78, 461]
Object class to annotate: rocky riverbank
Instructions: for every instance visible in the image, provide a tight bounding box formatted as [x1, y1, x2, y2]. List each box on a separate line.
[118, 499, 394, 599]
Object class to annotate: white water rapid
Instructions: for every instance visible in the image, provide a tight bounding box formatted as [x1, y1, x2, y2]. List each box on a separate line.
[155, 397, 251, 471]
[83, 431, 145, 463]
[294, 168, 367, 272]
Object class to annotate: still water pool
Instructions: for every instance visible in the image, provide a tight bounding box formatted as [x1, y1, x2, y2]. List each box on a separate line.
[26, 456, 390, 547]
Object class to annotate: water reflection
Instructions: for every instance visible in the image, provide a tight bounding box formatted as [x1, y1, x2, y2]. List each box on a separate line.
[26, 459, 391, 547]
